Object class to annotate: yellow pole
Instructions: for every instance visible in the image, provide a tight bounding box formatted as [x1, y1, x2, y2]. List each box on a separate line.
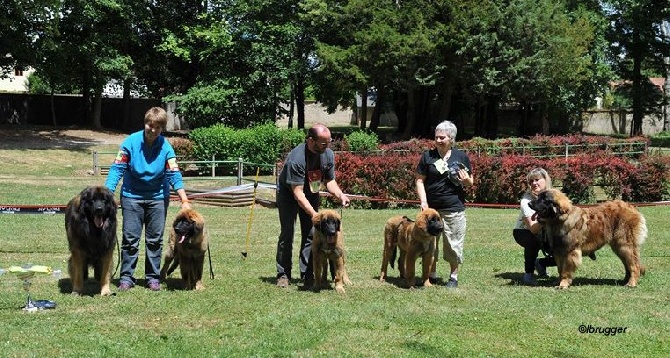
[242, 167, 260, 258]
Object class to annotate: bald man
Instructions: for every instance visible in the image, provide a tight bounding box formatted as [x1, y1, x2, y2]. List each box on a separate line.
[275, 124, 350, 288]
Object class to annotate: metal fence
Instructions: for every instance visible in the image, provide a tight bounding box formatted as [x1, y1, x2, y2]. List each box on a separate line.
[92, 151, 276, 185]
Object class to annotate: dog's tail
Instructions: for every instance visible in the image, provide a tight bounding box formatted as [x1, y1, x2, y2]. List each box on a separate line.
[636, 215, 648, 246]
[390, 246, 397, 269]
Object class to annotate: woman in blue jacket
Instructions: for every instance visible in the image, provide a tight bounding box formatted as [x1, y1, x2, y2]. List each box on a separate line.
[105, 107, 190, 292]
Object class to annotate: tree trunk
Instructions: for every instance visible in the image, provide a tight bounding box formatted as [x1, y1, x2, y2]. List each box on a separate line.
[631, 31, 644, 136]
[360, 88, 368, 130]
[287, 84, 295, 129]
[295, 78, 305, 129]
[92, 86, 103, 129]
[50, 89, 57, 127]
[401, 88, 416, 139]
[369, 90, 384, 132]
[122, 78, 132, 131]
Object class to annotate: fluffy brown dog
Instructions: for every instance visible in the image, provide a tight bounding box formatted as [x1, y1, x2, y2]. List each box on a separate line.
[529, 189, 647, 288]
[160, 208, 208, 290]
[311, 209, 352, 293]
[379, 208, 444, 288]
[65, 186, 117, 296]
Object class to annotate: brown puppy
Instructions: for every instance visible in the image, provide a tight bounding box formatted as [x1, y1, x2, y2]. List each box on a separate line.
[311, 209, 352, 293]
[65, 186, 117, 296]
[161, 208, 208, 290]
[379, 208, 444, 288]
[530, 189, 647, 288]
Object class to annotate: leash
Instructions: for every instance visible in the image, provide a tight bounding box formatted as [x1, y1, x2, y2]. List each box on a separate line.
[207, 243, 214, 279]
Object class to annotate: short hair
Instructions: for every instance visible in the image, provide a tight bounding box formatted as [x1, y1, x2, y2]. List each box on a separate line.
[144, 107, 168, 129]
[435, 120, 457, 141]
[526, 167, 552, 189]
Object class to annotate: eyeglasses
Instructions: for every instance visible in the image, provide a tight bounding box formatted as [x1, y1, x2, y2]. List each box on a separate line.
[310, 137, 333, 147]
[435, 135, 451, 140]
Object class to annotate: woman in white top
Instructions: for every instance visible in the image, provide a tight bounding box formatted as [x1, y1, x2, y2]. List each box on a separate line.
[512, 168, 556, 285]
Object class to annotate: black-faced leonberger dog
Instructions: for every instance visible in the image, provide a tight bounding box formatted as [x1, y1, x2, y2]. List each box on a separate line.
[65, 186, 117, 296]
[379, 208, 444, 288]
[160, 208, 208, 290]
[311, 209, 352, 293]
[529, 188, 647, 288]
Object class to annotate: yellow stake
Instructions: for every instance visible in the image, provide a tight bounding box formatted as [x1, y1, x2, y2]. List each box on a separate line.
[242, 167, 260, 259]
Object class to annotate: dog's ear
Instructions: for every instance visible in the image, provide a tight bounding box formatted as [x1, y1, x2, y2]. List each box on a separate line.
[335, 218, 341, 232]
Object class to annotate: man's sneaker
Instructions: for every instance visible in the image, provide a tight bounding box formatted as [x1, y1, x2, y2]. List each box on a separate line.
[148, 281, 161, 291]
[276, 275, 289, 288]
[118, 282, 133, 292]
[535, 259, 548, 278]
[522, 273, 537, 285]
[445, 278, 458, 288]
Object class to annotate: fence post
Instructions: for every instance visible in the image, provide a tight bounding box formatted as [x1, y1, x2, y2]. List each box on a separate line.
[237, 158, 243, 186]
[565, 144, 569, 160]
[211, 155, 215, 178]
[93, 151, 99, 176]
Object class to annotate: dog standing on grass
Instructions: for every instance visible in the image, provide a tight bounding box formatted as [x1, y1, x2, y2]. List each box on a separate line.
[311, 209, 352, 293]
[529, 188, 647, 288]
[380, 208, 444, 288]
[161, 208, 208, 290]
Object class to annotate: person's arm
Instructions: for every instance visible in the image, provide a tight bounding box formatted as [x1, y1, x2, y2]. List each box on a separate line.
[457, 168, 474, 187]
[175, 188, 191, 210]
[416, 175, 429, 211]
[292, 185, 319, 217]
[325, 179, 350, 207]
[104, 148, 129, 193]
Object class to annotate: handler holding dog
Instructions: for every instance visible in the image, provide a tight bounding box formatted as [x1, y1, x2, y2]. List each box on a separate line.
[416, 120, 473, 288]
[275, 124, 350, 288]
[512, 168, 557, 285]
[105, 107, 191, 292]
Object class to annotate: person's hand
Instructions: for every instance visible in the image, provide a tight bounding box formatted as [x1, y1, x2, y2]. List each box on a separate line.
[340, 194, 350, 208]
[420, 202, 429, 211]
[181, 200, 192, 210]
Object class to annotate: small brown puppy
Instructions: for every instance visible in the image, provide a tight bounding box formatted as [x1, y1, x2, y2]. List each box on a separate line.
[65, 186, 117, 296]
[380, 208, 444, 288]
[311, 209, 352, 293]
[530, 188, 647, 288]
[161, 208, 208, 290]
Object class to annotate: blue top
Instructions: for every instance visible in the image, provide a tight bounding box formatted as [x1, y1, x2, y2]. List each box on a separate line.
[104, 130, 184, 200]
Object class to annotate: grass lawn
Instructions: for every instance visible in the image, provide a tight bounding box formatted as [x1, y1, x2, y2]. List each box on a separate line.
[0, 142, 669, 357]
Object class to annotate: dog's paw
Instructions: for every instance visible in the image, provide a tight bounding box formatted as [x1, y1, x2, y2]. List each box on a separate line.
[335, 285, 346, 294]
[70, 291, 82, 297]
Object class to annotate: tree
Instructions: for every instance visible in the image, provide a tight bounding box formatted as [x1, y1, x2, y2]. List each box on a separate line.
[604, 0, 670, 135]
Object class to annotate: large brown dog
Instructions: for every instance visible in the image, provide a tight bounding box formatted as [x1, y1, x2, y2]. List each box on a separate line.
[65, 186, 117, 296]
[311, 209, 352, 293]
[529, 189, 647, 288]
[379, 208, 444, 288]
[160, 208, 208, 290]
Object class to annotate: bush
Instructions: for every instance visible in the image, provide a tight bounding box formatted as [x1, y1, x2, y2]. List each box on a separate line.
[188, 124, 304, 174]
[343, 130, 379, 152]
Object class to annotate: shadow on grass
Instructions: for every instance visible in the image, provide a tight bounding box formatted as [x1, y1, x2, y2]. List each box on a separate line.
[495, 271, 625, 287]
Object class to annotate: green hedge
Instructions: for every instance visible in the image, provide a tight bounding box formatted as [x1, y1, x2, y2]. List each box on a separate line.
[187, 123, 304, 172]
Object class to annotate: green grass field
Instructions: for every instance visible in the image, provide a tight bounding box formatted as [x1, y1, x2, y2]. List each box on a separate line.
[0, 145, 669, 357]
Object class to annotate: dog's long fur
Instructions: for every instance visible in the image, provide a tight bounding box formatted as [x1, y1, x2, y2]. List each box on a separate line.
[65, 186, 117, 296]
[529, 189, 647, 288]
[160, 208, 208, 290]
[379, 208, 444, 288]
[311, 209, 352, 293]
